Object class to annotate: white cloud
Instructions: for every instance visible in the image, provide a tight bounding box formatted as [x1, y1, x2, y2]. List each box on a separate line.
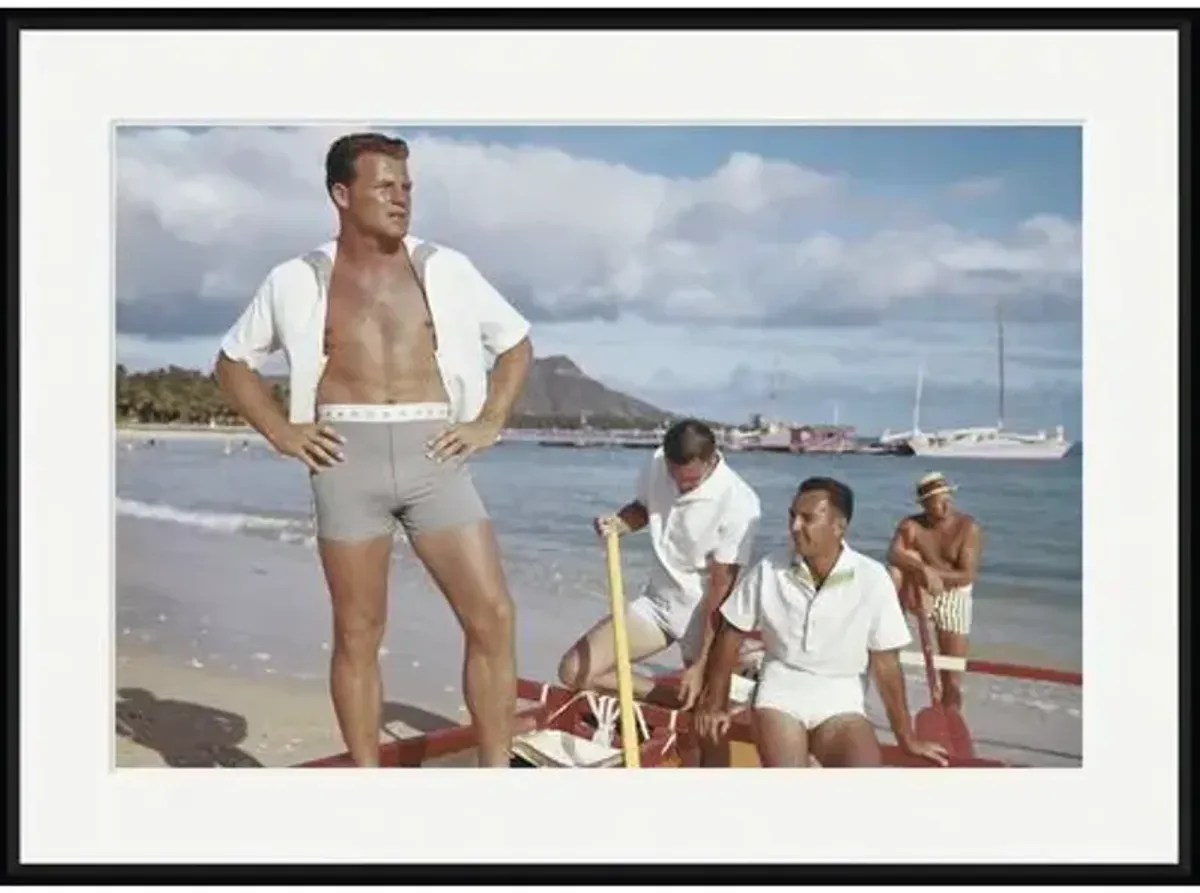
[114, 125, 1081, 339]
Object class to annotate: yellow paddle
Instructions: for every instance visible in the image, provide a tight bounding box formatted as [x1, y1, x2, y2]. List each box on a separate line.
[604, 530, 641, 768]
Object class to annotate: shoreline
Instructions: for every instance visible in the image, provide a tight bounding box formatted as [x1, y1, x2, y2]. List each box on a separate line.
[117, 423, 266, 445]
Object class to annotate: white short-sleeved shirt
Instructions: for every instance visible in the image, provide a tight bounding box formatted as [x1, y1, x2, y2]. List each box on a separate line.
[218, 236, 531, 425]
[637, 448, 762, 615]
[720, 543, 911, 677]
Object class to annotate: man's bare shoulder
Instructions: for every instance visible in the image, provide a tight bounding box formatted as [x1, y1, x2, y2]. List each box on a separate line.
[956, 512, 982, 533]
[895, 514, 925, 533]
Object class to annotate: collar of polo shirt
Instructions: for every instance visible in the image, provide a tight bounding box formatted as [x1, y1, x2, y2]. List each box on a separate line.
[789, 541, 856, 590]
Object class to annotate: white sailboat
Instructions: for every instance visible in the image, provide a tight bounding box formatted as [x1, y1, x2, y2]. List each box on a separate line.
[893, 304, 1074, 461]
[878, 356, 927, 447]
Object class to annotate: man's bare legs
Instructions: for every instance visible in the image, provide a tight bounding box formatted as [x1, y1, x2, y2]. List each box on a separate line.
[409, 520, 516, 767]
[889, 566, 969, 712]
[556, 612, 671, 700]
[752, 707, 810, 767]
[809, 714, 883, 767]
[754, 707, 882, 767]
[936, 628, 969, 711]
[319, 535, 394, 767]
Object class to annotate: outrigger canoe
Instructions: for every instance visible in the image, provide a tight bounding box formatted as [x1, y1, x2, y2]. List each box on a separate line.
[294, 654, 1082, 769]
[296, 533, 1082, 769]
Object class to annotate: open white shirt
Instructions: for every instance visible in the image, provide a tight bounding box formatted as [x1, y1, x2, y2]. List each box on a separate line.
[638, 448, 762, 614]
[218, 235, 531, 425]
[720, 543, 911, 677]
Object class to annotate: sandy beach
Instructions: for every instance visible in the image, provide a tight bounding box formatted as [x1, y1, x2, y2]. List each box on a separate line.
[114, 513, 637, 768]
[115, 643, 473, 767]
[117, 644, 344, 767]
[114, 515, 503, 768]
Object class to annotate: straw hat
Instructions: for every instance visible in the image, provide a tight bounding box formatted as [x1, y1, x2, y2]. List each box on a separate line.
[915, 471, 957, 502]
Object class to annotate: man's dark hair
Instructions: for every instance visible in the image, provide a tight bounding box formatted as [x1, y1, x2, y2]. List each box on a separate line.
[662, 419, 717, 465]
[325, 132, 410, 194]
[797, 476, 855, 524]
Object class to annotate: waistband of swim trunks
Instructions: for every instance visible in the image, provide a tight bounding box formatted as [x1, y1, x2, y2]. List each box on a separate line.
[316, 403, 450, 423]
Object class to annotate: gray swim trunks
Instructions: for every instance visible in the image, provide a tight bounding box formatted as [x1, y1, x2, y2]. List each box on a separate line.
[309, 403, 489, 542]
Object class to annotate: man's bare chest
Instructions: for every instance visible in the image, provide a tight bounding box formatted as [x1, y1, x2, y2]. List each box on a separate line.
[325, 268, 434, 341]
[913, 526, 965, 566]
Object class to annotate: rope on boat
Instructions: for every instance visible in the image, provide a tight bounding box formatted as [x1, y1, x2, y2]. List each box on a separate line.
[542, 689, 589, 727]
[511, 687, 659, 768]
[661, 709, 679, 756]
[539, 688, 650, 747]
[585, 690, 650, 745]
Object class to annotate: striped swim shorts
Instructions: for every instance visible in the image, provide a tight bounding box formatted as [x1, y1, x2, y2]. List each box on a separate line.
[929, 585, 973, 636]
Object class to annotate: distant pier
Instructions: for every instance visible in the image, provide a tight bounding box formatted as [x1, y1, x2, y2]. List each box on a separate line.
[500, 429, 662, 449]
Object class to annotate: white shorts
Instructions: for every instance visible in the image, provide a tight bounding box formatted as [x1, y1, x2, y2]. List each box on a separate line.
[753, 660, 867, 731]
[628, 591, 705, 665]
[930, 585, 973, 636]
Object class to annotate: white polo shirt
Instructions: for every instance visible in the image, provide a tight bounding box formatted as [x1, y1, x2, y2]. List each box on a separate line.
[720, 543, 911, 677]
[218, 236, 531, 425]
[637, 448, 762, 612]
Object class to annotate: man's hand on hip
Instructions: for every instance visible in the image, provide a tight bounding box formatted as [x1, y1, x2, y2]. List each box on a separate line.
[274, 423, 345, 473]
[426, 418, 502, 463]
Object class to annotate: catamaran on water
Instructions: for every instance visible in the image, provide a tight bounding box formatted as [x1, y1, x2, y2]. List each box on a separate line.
[880, 301, 1075, 461]
[908, 424, 1073, 460]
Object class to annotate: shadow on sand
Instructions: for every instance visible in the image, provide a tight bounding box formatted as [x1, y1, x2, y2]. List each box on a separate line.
[115, 687, 261, 767]
[116, 687, 469, 767]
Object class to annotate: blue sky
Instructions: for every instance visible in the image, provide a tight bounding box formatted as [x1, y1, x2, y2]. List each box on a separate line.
[115, 124, 1081, 435]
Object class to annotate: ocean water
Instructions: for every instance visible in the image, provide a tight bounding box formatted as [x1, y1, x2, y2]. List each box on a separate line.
[116, 436, 1082, 666]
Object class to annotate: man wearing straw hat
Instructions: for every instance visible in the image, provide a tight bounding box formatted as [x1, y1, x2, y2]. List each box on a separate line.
[556, 419, 762, 714]
[885, 471, 984, 712]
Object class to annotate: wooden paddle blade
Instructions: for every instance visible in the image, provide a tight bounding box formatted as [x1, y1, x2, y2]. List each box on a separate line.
[944, 709, 975, 758]
[914, 706, 949, 748]
[915, 704, 975, 762]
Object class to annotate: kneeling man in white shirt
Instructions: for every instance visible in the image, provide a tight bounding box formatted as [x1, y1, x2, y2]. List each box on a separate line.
[695, 476, 948, 767]
[557, 419, 762, 710]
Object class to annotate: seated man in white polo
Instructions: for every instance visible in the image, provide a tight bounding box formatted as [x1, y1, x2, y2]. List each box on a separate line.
[556, 419, 761, 711]
[694, 476, 948, 767]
